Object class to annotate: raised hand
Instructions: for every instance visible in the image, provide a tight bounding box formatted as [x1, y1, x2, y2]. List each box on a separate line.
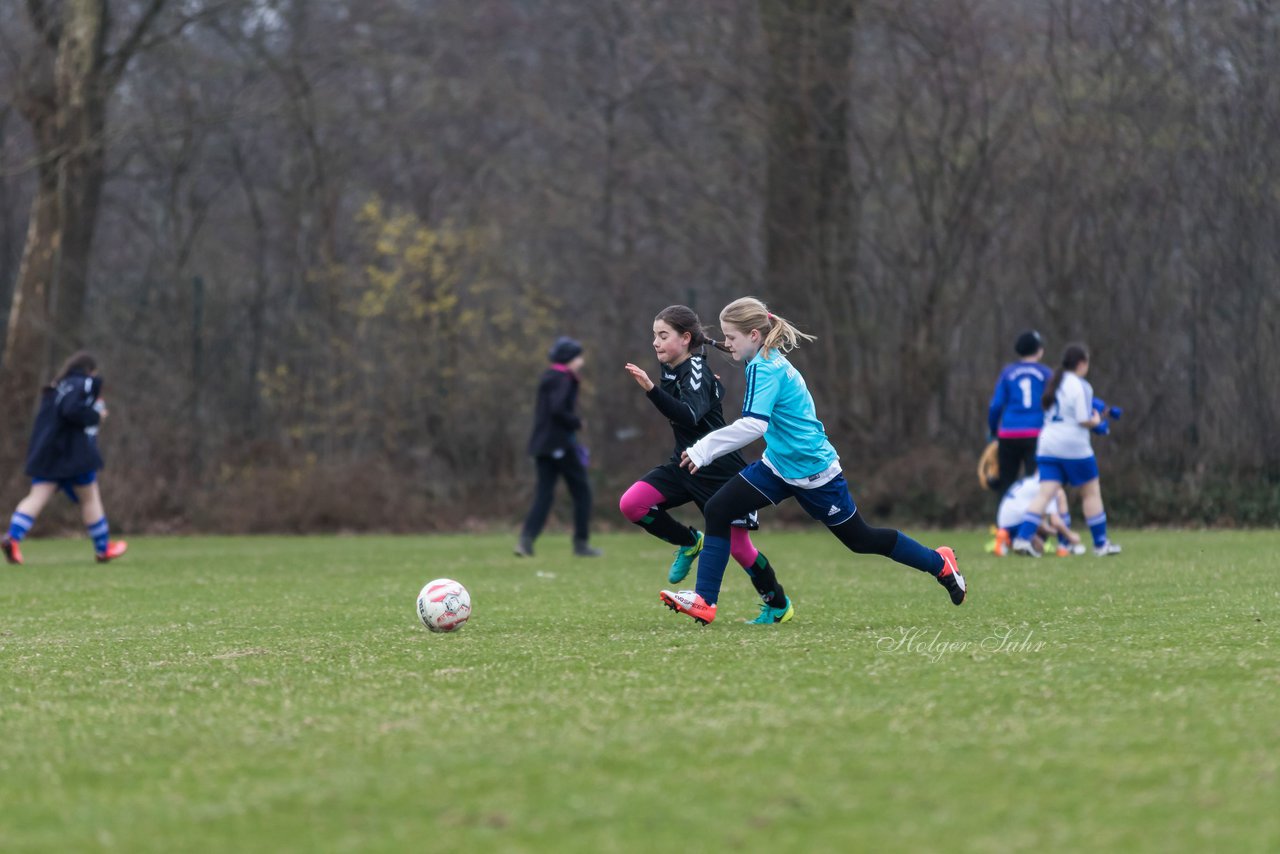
[624, 363, 655, 392]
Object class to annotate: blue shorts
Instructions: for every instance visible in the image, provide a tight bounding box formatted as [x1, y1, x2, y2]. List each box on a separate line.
[1035, 456, 1099, 487]
[738, 461, 857, 526]
[33, 471, 97, 503]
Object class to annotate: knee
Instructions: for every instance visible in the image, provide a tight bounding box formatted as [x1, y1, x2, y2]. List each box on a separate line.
[842, 529, 873, 553]
[618, 483, 653, 523]
[835, 516, 894, 555]
[704, 493, 738, 529]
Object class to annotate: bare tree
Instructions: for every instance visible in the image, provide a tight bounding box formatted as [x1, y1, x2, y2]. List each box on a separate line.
[0, 0, 169, 441]
[1, 0, 1275, 529]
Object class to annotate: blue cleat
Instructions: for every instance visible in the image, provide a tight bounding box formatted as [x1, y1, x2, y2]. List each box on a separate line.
[747, 595, 794, 625]
[667, 530, 704, 584]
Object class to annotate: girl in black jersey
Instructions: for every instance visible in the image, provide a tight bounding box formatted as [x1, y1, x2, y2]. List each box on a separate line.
[620, 305, 792, 624]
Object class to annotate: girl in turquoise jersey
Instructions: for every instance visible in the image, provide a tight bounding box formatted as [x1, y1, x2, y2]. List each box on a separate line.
[658, 297, 966, 625]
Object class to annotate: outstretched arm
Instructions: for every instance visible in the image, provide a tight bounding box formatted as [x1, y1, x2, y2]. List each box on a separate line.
[627, 363, 700, 427]
[679, 417, 767, 473]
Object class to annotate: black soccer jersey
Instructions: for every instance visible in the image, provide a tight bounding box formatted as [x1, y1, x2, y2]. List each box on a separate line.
[644, 353, 746, 479]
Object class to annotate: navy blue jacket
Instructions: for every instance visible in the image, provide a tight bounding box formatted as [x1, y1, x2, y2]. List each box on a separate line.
[24, 372, 105, 480]
[527, 365, 582, 457]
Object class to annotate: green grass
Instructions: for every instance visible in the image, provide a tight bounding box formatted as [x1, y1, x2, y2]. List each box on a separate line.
[1, 530, 1277, 853]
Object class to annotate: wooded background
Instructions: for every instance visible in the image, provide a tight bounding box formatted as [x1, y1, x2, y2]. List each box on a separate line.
[1, 0, 1277, 533]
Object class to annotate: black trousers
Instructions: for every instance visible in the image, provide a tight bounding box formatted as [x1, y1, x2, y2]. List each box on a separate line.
[521, 452, 592, 541]
[991, 437, 1038, 495]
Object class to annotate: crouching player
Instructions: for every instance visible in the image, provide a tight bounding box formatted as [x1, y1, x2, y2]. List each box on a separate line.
[993, 475, 1083, 557]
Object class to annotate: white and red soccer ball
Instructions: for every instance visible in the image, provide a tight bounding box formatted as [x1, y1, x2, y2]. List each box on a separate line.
[416, 578, 471, 633]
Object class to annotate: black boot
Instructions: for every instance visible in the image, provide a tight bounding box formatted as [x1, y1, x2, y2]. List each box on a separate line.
[514, 535, 534, 557]
[573, 538, 602, 557]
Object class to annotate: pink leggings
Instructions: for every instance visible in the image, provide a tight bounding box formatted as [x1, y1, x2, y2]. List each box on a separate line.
[619, 480, 759, 567]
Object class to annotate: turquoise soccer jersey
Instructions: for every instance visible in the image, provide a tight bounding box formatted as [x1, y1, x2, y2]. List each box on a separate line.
[741, 352, 838, 480]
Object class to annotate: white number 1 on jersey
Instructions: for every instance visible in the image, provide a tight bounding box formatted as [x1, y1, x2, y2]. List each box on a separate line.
[1018, 377, 1033, 409]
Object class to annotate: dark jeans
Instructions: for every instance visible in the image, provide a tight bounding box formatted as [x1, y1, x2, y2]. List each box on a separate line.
[521, 452, 592, 542]
[992, 437, 1039, 495]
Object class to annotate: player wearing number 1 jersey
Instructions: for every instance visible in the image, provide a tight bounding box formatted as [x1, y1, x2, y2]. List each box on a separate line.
[986, 330, 1052, 496]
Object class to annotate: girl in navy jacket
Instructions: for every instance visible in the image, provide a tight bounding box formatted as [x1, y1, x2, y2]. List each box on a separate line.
[2, 352, 128, 565]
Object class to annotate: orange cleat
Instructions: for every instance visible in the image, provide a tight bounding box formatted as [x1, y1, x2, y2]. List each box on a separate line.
[2, 537, 23, 565]
[994, 529, 1010, 557]
[659, 589, 717, 625]
[96, 540, 128, 563]
[936, 547, 966, 606]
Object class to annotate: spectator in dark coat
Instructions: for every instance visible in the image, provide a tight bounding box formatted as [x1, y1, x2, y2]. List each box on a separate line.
[515, 337, 601, 558]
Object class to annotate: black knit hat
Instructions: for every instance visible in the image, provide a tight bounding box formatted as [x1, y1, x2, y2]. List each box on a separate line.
[1014, 330, 1043, 357]
[548, 336, 584, 364]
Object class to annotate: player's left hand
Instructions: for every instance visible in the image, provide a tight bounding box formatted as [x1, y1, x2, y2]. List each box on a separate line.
[680, 450, 699, 474]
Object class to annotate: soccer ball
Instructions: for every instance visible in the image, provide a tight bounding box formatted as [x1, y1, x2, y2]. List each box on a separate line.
[416, 578, 472, 633]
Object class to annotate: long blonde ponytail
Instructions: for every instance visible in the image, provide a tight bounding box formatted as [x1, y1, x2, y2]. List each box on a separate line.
[719, 297, 815, 358]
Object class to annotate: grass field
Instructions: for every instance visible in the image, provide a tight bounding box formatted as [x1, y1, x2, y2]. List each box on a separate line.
[1, 529, 1277, 853]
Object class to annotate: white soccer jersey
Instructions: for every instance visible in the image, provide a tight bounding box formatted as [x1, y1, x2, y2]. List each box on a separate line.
[1036, 372, 1094, 459]
[997, 476, 1060, 529]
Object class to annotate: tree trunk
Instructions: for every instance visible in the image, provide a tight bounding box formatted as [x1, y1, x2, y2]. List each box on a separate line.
[1, 123, 60, 427]
[1, 0, 164, 451]
[1, 114, 106, 429]
[760, 0, 858, 404]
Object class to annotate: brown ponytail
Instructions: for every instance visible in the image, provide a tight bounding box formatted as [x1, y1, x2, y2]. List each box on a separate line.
[1042, 344, 1089, 409]
[654, 305, 731, 354]
[51, 350, 97, 387]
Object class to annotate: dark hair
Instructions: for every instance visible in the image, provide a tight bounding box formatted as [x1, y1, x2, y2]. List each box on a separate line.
[654, 305, 730, 354]
[1015, 330, 1043, 357]
[52, 350, 97, 386]
[1041, 344, 1088, 410]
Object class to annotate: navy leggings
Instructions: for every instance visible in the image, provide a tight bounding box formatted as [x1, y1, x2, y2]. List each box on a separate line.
[704, 475, 898, 555]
